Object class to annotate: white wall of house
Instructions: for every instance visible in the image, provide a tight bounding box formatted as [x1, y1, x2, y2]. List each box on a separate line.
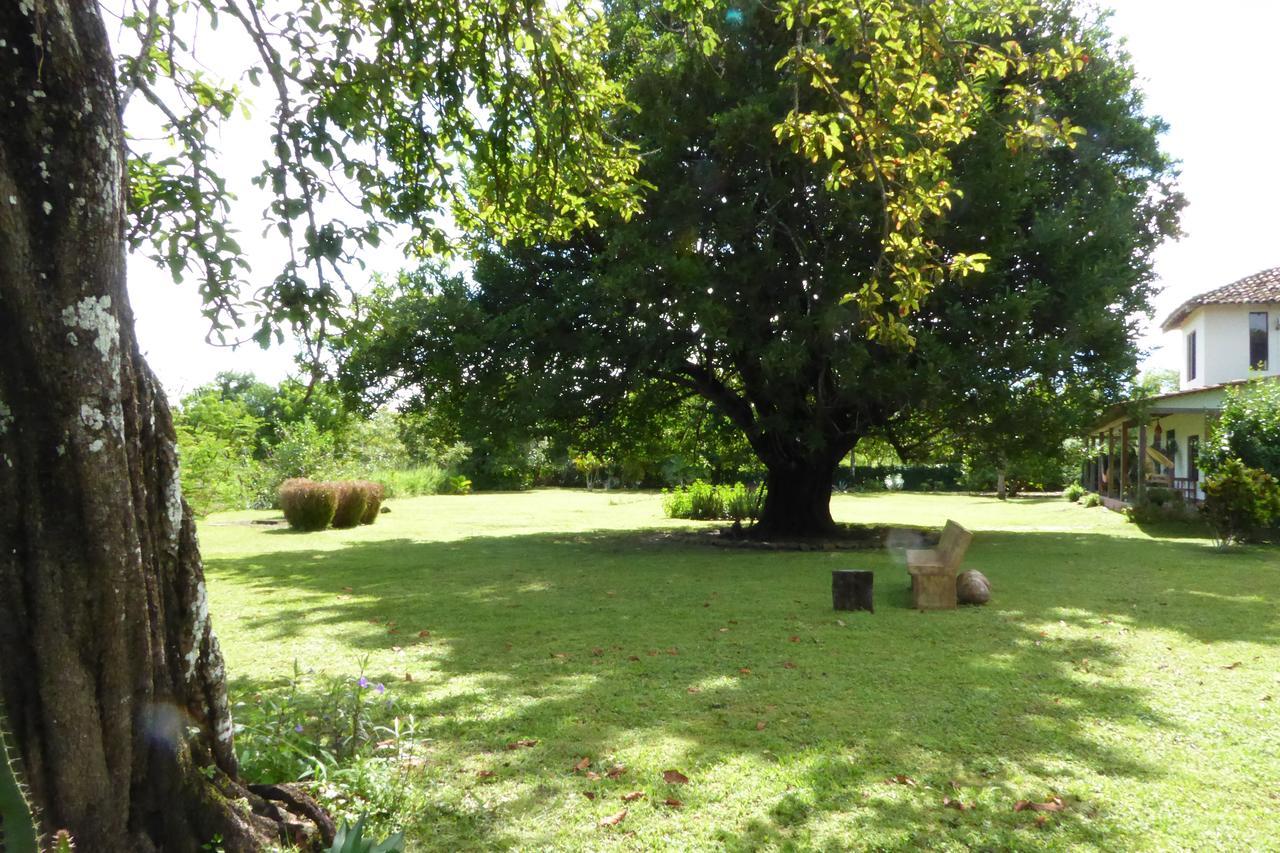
[1180, 302, 1280, 389]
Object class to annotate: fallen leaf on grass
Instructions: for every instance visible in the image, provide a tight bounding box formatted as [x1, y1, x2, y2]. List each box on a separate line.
[418, 630, 430, 638]
[667, 647, 679, 656]
[782, 661, 797, 670]
[477, 770, 496, 779]
[788, 636, 801, 643]
[647, 649, 659, 657]
[592, 647, 604, 656]
[1014, 797, 1065, 813]
[552, 652, 570, 660]
[686, 687, 701, 694]
[662, 769, 689, 784]
[1223, 661, 1242, 670]
[506, 739, 538, 750]
[738, 668, 752, 676]
[582, 791, 596, 800]
[622, 791, 645, 802]
[885, 775, 917, 787]
[607, 765, 627, 779]
[943, 797, 972, 811]
[628, 655, 641, 662]
[574, 757, 592, 772]
[585, 771, 602, 781]
[755, 721, 767, 731]
[662, 797, 683, 808]
[598, 809, 627, 827]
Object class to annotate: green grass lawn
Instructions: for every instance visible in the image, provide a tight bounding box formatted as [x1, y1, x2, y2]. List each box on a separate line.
[200, 491, 1280, 851]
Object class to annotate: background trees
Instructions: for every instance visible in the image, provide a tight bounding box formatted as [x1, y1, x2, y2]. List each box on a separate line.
[341, 0, 1181, 536]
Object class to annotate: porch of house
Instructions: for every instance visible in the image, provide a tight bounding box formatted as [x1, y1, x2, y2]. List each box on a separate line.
[1082, 409, 1213, 508]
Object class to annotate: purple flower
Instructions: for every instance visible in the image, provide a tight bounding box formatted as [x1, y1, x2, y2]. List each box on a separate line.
[358, 676, 369, 689]
[294, 724, 304, 733]
[375, 683, 386, 695]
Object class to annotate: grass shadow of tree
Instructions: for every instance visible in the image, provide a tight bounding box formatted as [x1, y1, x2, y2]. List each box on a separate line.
[210, 525, 1278, 849]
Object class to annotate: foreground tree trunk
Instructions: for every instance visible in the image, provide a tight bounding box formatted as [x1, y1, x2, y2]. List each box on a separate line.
[0, 6, 324, 850]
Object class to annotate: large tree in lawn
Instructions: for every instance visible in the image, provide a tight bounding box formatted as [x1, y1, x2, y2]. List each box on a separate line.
[339, 0, 1180, 537]
[0, 1, 637, 848]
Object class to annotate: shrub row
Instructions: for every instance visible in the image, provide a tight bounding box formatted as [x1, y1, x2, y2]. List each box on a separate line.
[279, 479, 385, 531]
[662, 481, 765, 522]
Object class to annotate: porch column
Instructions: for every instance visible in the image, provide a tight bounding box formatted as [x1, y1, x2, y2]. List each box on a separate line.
[1105, 428, 1113, 498]
[1138, 423, 1148, 502]
[1120, 423, 1130, 500]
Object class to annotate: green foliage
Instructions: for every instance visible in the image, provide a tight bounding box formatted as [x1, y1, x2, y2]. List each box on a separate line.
[1064, 482, 1085, 502]
[120, 0, 644, 355]
[722, 483, 766, 523]
[1124, 487, 1192, 525]
[663, 481, 763, 522]
[174, 390, 265, 515]
[1081, 492, 1102, 508]
[1200, 459, 1280, 547]
[370, 466, 450, 499]
[331, 482, 370, 529]
[846, 465, 963, 492]
[338, 3, 1179, 535]
[0, 705, 38, 853]
[279, 479, 339, 532]
[328, 816, 404, 853]
[1203, 381, 1280, 480]
[441, 476, 473, 496]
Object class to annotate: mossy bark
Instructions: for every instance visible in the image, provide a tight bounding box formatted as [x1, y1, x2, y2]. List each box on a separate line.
[0, 5, 316, 850]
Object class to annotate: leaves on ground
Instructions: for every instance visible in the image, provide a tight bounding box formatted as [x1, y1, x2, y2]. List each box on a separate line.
[607, 765, 627, 779]
[662, 797, 684, 808]
[505, 739, 537, 750]
[885, 775, 917, 786]
[598, 809, 627, 827]
[662, 769, 689, 784]
[573, 756, 591, 772]
[1014, 796, 1066, 812]
[622, 791, 644, 802]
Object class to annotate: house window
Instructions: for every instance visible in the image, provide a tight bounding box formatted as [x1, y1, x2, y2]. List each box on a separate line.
[1249, 311, 1269, 370]
[1187, 331, 1197, 380]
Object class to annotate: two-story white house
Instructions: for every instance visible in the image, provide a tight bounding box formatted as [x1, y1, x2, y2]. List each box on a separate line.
[1084, 266, 1280, 505]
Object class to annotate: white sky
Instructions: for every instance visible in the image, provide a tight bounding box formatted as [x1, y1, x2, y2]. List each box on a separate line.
[124, 0, 1280, 397]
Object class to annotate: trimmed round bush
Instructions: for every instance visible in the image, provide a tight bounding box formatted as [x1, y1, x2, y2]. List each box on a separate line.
[358, 480, 385, 525]
[279, 479, 338, 531]
[330, 481, 369, 529]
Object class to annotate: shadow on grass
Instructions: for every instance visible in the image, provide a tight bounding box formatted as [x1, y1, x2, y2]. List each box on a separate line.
[211, 526, 1278, 849]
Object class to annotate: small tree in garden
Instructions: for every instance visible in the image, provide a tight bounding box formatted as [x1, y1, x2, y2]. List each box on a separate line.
[1200, 459, 1280, 547]
[1203, 380, 1280, 480]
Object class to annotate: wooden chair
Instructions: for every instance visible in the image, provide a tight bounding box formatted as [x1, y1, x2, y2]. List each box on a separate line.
[906, 520, 973, 610]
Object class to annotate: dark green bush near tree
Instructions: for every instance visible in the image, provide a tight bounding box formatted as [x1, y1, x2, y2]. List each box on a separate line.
[1200, 459, 1280, 547]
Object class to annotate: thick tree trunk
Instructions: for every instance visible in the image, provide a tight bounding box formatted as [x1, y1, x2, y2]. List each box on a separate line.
[752, 455, 841, 539]
[0, 5, 322, 850]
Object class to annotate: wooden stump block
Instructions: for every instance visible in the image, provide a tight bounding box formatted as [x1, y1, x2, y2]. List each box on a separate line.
[832, 570, 874, 613]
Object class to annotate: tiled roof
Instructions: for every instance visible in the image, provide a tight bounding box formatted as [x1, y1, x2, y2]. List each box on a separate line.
[1161, 266, 1280, 330]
